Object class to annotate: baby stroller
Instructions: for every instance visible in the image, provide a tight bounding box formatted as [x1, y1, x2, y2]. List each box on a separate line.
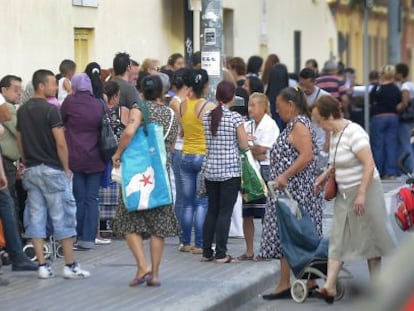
[394, 153, 414, 231]
[269, 183, 352, 303]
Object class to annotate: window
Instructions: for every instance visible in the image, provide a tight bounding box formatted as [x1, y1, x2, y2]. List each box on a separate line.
[72, 0, 99, 7]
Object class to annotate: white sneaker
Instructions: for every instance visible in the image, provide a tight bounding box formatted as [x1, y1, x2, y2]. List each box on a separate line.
[38, 263, 55, 279]
[62, 262, 90, 279]
[95, 238, 111, 245]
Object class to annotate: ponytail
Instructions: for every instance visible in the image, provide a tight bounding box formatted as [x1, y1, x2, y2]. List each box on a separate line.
[210, 104, 223, 136]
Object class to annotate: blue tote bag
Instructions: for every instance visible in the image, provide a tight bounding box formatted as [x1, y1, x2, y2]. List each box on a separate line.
[121, 101, 173, 212]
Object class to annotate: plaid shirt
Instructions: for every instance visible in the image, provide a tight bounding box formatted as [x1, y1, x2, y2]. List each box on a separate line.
[203, 105, 243, 181]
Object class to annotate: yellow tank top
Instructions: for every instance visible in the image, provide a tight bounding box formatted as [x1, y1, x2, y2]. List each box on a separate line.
[182, 98, 207, 154]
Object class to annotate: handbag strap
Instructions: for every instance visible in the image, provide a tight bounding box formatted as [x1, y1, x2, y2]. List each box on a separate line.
[136, 101, 151, 136]
[331, 122, 351, 168]
[164, 107, 175, 140]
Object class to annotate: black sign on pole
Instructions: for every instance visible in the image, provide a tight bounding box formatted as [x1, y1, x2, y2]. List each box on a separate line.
[201, 0, 223, 101]
[184, 0, 194, 68]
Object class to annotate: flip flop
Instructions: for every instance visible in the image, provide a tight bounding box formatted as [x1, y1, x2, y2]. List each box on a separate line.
[129, 272, 152, 287]
[215, 255, 240, 264]
[237, 253, 254, 261]
[146, 279, 161, 287]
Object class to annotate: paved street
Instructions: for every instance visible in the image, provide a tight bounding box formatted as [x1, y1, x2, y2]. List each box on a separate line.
[0, 180, 407, 311]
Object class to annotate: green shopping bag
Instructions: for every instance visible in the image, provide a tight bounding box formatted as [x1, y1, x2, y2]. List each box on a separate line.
[240, 149, 268, 202]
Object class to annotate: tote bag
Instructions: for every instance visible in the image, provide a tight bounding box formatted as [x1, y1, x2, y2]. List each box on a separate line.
[240, 149, 268, 202]
[99, 100, 118, 161]
[121, 102, 173, 212]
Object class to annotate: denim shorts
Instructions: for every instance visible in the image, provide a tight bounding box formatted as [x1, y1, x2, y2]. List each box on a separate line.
[23, 164, 77, 240]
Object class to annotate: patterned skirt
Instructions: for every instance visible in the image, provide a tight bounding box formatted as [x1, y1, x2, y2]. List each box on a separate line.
[112, 194, 180, 240]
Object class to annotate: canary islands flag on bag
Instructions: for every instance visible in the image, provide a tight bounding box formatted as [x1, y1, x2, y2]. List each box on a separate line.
[121, 102, 172, 212]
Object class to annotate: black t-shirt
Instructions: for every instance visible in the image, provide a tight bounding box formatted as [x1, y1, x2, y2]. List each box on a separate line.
[370, 83, 402, 116]
[16, 98, 64, 169]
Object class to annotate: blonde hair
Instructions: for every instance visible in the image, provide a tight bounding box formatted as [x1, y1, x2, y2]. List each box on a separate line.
[141, 58, 159, 72]
[381, 65, 395, 81]
[249, 92, 271, 116]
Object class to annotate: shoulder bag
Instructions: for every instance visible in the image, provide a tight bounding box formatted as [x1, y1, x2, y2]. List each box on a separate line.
[324, 122, 350, 201]
[121, 102, 174, 212]
[99, 99, 118, 161]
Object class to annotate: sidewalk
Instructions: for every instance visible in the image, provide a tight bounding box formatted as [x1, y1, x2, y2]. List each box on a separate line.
[0, 180, 404, 311]
[0, 228, 278, 311]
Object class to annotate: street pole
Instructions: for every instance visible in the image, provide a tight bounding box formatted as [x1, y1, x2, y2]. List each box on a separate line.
[201, 0, 223, 101]
[388, 0, 401, 64]
[363, 1, 371, 134]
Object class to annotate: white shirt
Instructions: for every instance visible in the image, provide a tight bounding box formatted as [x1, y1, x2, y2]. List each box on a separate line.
[0, 93, 5, 105]
[305, 87, 330, 152]
[244, 114, 279, 165]
[330, 122, 379, 191]
[401, 81, 414, 99]
[58, 77, 70, 104]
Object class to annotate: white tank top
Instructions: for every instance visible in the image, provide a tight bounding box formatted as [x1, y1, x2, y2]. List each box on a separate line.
[58, 77, 70, 104]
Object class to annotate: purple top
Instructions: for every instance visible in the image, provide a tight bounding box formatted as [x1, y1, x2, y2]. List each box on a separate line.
[61, 91, 105, 173]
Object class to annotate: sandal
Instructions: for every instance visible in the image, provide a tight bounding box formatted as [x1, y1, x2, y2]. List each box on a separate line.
[237, 253, 254, 261]
[129, 272, 152, 287]
[215, 255, 240, 264]
[253, 255, 270, 262]
[200, 256, 214, 262]
[146, 279, 161, 287]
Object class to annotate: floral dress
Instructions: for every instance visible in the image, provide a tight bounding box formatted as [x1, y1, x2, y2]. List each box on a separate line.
[258, 115, 323, 259]
[112, 101, 180, 239]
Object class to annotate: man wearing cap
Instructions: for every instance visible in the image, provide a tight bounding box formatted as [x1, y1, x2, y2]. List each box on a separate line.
[316, 60, 349, 118]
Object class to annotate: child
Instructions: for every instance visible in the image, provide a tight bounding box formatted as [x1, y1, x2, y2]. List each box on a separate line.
[57, 59, 76, 104]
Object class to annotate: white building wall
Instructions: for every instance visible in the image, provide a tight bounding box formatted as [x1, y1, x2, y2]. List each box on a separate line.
[0, 0, 337, 83]
[223, 0, 338, 72]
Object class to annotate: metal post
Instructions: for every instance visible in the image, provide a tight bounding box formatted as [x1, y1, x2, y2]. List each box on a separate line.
[388, 0, 401, 64]
[201, 0, 223, 101]
[363, 2, 370, 133]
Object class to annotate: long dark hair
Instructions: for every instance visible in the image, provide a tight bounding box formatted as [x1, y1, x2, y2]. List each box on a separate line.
[278, 86, 311, 119]
[210, 81, 235, 136]
[85, 62, 104, 100]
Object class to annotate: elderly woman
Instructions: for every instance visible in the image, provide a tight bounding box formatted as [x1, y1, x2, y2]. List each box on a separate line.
[262, 86, 323, 300]
[112, 75, 179, 287]
[238, 93, 279, 261]
[202, 81, 249, 263]
[313, 95, 393, 303]
[61, 73, 105, 250]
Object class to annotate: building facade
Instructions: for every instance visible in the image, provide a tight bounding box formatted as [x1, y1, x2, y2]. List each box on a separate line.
[328, 0, 414, 82]
[0, 0, 337, 82]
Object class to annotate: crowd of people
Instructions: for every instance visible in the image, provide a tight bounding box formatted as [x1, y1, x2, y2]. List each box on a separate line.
[0, 50, 410, 306]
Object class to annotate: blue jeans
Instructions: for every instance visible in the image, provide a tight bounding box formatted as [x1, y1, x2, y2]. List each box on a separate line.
[73, 172, 103, 248]
[180, 154, 207, 248]
[0, 188, 27, 262]
[370, 115, 399, 176]
[23, 164, 76, 240]
[171, 149, 183, 241]
[398, 121, 414, 174]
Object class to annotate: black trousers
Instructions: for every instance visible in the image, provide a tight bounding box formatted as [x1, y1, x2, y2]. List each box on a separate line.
[203, 177, 240, 259]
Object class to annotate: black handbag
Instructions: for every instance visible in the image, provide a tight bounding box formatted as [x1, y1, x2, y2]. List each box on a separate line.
[99, 100, 118, 161]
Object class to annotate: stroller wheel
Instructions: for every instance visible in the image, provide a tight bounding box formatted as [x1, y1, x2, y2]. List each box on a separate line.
[291, 280, 308, 303]
[56, 244, 64, 258]
[23, 244, 37, 261]
[43, 243, 51, 260]
[335, 280, 346, 301]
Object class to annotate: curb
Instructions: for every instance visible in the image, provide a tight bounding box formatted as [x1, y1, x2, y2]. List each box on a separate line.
[163, 261, 280, 311]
